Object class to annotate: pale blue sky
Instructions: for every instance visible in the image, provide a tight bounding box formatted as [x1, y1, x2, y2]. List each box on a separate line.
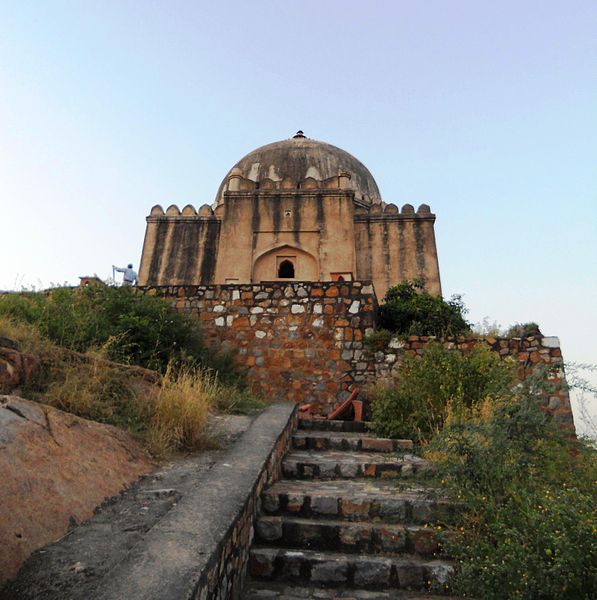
[1, 1, 595, 433]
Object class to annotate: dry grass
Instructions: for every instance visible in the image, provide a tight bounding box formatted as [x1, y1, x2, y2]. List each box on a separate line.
[145, 366, 220, 457]
[42, 360, 144, 430]
[1, 314, 261, 458]
[0, 315, 53, 356]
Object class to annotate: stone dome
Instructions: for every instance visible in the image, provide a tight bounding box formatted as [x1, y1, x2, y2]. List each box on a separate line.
[216, 131, 382, 205]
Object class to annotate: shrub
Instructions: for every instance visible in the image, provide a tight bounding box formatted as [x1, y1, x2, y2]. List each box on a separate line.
[505, 321, 542, 338]
[0, 313, 263, 456]
[377, 279, 470, 337]
[428, 394, 596, 599]
[0, 286, 232, 377]
[364, 329, 393, 352]
[370, 342, 516, 443]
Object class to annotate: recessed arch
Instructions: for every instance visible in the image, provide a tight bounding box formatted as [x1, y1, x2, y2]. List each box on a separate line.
[252, 244, 318, 282]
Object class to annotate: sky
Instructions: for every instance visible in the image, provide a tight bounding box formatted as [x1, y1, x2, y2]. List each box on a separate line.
[1, 1, 596, 434]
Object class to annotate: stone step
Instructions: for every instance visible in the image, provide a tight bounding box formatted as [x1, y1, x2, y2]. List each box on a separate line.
[261, 480, 455, 525]
[255, 515, 447, 557]
[248, 547, 453, 591]
[293, 431, 414, 453]
[283, 450, 432, 480]
[298, 419, 372, 433]
[243, 581, 457, 599]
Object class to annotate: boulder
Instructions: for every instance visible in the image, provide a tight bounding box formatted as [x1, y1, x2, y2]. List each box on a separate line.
[0, 395, 154, 587]
[0, 345, 39, 394]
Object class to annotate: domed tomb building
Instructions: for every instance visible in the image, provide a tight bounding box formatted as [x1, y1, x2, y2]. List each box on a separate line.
[138, 132, 441, 298]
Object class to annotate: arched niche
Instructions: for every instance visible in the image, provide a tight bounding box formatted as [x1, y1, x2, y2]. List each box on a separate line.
[252, 244, 318, 282]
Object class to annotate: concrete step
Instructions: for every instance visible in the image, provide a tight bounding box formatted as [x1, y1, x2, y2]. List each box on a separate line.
[283, 450, 432, 480]
[293, 431, 414, 453]
[243, 581, 457, 599]
[248, 546, 453, 591]
[298, 419, 372, 433]
[255, 515, 448, 557]
[261, 480, 455, 525]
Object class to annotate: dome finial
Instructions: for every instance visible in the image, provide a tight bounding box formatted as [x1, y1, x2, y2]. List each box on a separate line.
[293, 130, 306, 139]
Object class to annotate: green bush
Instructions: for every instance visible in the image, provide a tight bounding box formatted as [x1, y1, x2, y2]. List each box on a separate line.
[370, 342, 516, 443]
[0, 286, 234, 378]
[505, 321, 542, 338]
[377, 279, 470, 337]
[364, 329, 393, 352]
[1, 313, 265, 454]
[428, 394, 596, 599]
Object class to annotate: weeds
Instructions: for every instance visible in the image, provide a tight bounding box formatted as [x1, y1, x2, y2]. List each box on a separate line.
[145, 366, 218, 457]
[428, 394, 596, 599]
[505, 321, 541, 338]
[370, 342, 516, 443]
[0, 286, 237, 379]
[0, 313, 264, 457]
[364, 329, 393, 352]
[369, 339, 597, 599]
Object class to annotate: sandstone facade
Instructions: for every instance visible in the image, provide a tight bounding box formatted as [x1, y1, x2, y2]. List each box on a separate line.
[138, 133, 441, 299]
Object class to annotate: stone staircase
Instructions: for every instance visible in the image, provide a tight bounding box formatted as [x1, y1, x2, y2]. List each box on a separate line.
[243, 419, 456, 599]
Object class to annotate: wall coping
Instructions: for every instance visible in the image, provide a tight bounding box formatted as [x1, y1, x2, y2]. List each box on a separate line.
[141, 280, 374, 290]
[381, 334, 560, 348]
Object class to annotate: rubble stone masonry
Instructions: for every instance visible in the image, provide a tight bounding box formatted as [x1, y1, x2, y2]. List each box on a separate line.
[369, 334, 573, 428]
[146, 282, 376, 415]
[142, 282, 574, 429]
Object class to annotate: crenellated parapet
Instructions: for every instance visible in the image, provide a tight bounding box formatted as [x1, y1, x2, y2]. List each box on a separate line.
[220, 170, 370, 204]
[354, 202, 435, 221]
[146, 203, 220, 222]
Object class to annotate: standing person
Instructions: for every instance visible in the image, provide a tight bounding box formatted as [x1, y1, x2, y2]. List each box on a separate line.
[113, 263, 138, 286]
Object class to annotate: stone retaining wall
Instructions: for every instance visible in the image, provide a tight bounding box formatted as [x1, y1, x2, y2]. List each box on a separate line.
[143, 283, 574, 428]
[360, 334, 573, 427]
[146, 282, 376, 414]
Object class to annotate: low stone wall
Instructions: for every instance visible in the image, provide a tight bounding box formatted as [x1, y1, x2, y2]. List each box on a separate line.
[195, 403, 298, 599]
[146, 282, 376, 414]
[362, 334, 573, 427]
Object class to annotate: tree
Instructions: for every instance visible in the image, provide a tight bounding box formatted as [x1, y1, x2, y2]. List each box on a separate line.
[377, 279, 470, 337]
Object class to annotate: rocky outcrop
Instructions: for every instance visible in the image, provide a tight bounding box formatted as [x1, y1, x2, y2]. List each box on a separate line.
[0, 341, 39, 394]
[0, 395, 153, 587]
